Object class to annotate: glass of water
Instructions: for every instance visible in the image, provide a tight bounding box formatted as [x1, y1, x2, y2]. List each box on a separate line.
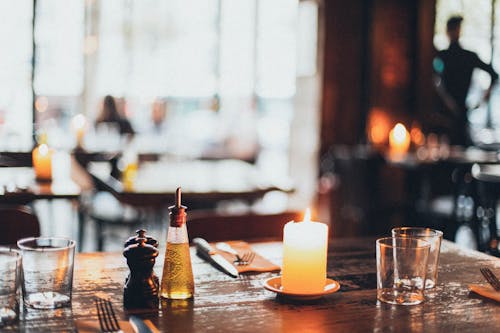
[17, 237, 76, 309]
[376, 236, 430, 305]
[392, 227, 443, 289]
[0, 248, 21, 326]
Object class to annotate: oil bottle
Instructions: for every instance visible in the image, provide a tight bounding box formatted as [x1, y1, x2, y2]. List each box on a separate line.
[160, 187, 195, 299]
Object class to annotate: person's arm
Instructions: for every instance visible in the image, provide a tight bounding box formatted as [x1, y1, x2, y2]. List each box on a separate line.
[474, 54, 498, 103]
[433, 56, 461, 116]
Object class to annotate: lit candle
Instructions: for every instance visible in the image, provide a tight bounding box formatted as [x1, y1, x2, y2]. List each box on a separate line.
[32, 143, 53, 181]
[389, 123, 410, 154]
[71, 114, 87, 147]
[281, 209, 328, 294]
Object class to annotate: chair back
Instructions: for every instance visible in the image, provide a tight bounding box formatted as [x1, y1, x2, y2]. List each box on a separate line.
[187, 211, 303, 242]
[0, 205, 41, 245]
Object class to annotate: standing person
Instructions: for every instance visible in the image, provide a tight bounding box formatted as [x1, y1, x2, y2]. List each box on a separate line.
[433, 15, 498, 146]
[95, 95, 135, 136]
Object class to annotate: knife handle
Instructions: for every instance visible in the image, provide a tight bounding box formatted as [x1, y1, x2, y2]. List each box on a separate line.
[193, 238, 214, 256]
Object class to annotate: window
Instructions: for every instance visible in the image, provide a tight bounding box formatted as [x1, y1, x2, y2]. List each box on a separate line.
[1, 0, 319, 177]
[0, 1, 33, 151]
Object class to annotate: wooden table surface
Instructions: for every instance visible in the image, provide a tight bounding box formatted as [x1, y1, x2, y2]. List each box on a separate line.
[7, 238, 500, 332]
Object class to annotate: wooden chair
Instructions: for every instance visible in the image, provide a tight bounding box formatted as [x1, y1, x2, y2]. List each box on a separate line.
[73, 155, 145, 251]
[0, 205, 40, 245]
[187, 211, 303, 242]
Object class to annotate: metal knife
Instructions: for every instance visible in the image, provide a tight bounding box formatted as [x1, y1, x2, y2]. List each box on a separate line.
[193, 238, 239, 278]
[129, 315, 155, 333]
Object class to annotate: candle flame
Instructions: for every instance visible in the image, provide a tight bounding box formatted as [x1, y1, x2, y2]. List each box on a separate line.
[39, 143, 49, 156]
[392, 123, 408, 144]
[303, 208, 311, 223]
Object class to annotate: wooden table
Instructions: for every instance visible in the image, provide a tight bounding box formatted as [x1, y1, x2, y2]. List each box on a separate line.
[384, 146, 500, 168]
[8, 238, 500, 332]
[88, 159, 294, 208]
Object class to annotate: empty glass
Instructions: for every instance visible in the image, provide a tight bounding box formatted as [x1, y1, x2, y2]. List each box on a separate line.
[17, 237, 76, 309]
[392, 227, 443, 288]
[376, 237, 430, 305]
[0, 248, 21, 326]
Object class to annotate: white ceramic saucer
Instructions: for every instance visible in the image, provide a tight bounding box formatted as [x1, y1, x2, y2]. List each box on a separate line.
[263, 276, 340, 300]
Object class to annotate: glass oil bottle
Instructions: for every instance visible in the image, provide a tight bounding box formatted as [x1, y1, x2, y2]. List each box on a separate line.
[160, 187, 195, 299]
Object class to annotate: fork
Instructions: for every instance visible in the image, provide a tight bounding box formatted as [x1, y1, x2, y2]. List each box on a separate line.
[215, 242, 256, 265]
[480, 267, 500, 291]
[236, 251, 256, 266]
[95, 297, 123, 333]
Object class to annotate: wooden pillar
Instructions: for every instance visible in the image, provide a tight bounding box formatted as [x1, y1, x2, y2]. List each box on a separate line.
[318, 0, 437, 236]
[319, 0, 370, 152]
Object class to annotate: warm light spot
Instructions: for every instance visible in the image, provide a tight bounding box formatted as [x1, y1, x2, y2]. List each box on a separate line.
[370, 125, 387, 145]
[389, 123, 410, 154]
[392, 123, 408, 143]
[410, 126, 425, 146]
[35, 96, 49, 113]
[38, 143, 49, 156]
[303, 208, 311, 223]
[367, 108, 391, 145]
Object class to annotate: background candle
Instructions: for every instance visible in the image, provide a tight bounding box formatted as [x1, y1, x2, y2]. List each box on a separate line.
[389, 123, 410, 154]
[71, 114, 87, 147]
[281, 209, 328, 294]
[33, 143, 53, 181]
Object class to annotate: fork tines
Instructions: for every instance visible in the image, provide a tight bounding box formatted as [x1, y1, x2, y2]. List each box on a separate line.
[238, 251, 256, 266]
[480, 268, 500, 291]
[95, 297, 121, 333]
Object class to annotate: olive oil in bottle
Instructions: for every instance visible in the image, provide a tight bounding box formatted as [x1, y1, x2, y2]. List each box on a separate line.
[160, 187, 194, 299]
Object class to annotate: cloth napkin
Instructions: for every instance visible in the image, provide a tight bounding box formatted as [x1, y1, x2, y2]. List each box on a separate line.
[468, 284, 500, 302]
[75, 319, 135, 333]
[212, 240, 280, 273]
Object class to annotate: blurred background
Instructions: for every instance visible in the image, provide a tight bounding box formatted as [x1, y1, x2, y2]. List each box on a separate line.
[0, 0, 499, 254]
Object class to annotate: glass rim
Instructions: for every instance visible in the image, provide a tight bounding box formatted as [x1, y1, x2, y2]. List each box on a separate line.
[17, 237, 76, 251]
[376, 236, 431, 249]
[0, 247, 22, 262]
[391, 227, 443, 237]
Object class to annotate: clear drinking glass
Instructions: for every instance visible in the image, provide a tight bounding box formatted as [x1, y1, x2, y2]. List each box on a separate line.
[0, 248, 21, 326]
[17, 237, 76, 309]
[376, 237, 430, 305]
[392, 227, 443, 289]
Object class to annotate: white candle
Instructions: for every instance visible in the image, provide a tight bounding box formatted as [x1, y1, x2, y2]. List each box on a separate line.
[281, 209, 328, 294]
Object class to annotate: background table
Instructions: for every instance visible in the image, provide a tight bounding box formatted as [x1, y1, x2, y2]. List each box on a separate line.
[0, 167, 81, 204]
[88, 159, 294, 208]
[8, 238, 500, 332]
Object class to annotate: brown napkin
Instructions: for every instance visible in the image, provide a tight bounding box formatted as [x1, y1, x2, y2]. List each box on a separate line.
[212, 240, 280, 274]
[469, 284, 500, 302]
[75, 319, 135, 333]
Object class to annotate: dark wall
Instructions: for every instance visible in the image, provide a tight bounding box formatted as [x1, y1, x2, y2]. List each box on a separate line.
[320, 0, 436, 151]
[319, 0, 437, 236]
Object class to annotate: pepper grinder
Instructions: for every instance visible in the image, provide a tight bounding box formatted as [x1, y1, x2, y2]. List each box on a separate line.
[123, 230, 160, 309]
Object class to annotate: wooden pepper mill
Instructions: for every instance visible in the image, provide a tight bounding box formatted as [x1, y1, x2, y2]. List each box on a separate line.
[123, 229, 160, 309]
